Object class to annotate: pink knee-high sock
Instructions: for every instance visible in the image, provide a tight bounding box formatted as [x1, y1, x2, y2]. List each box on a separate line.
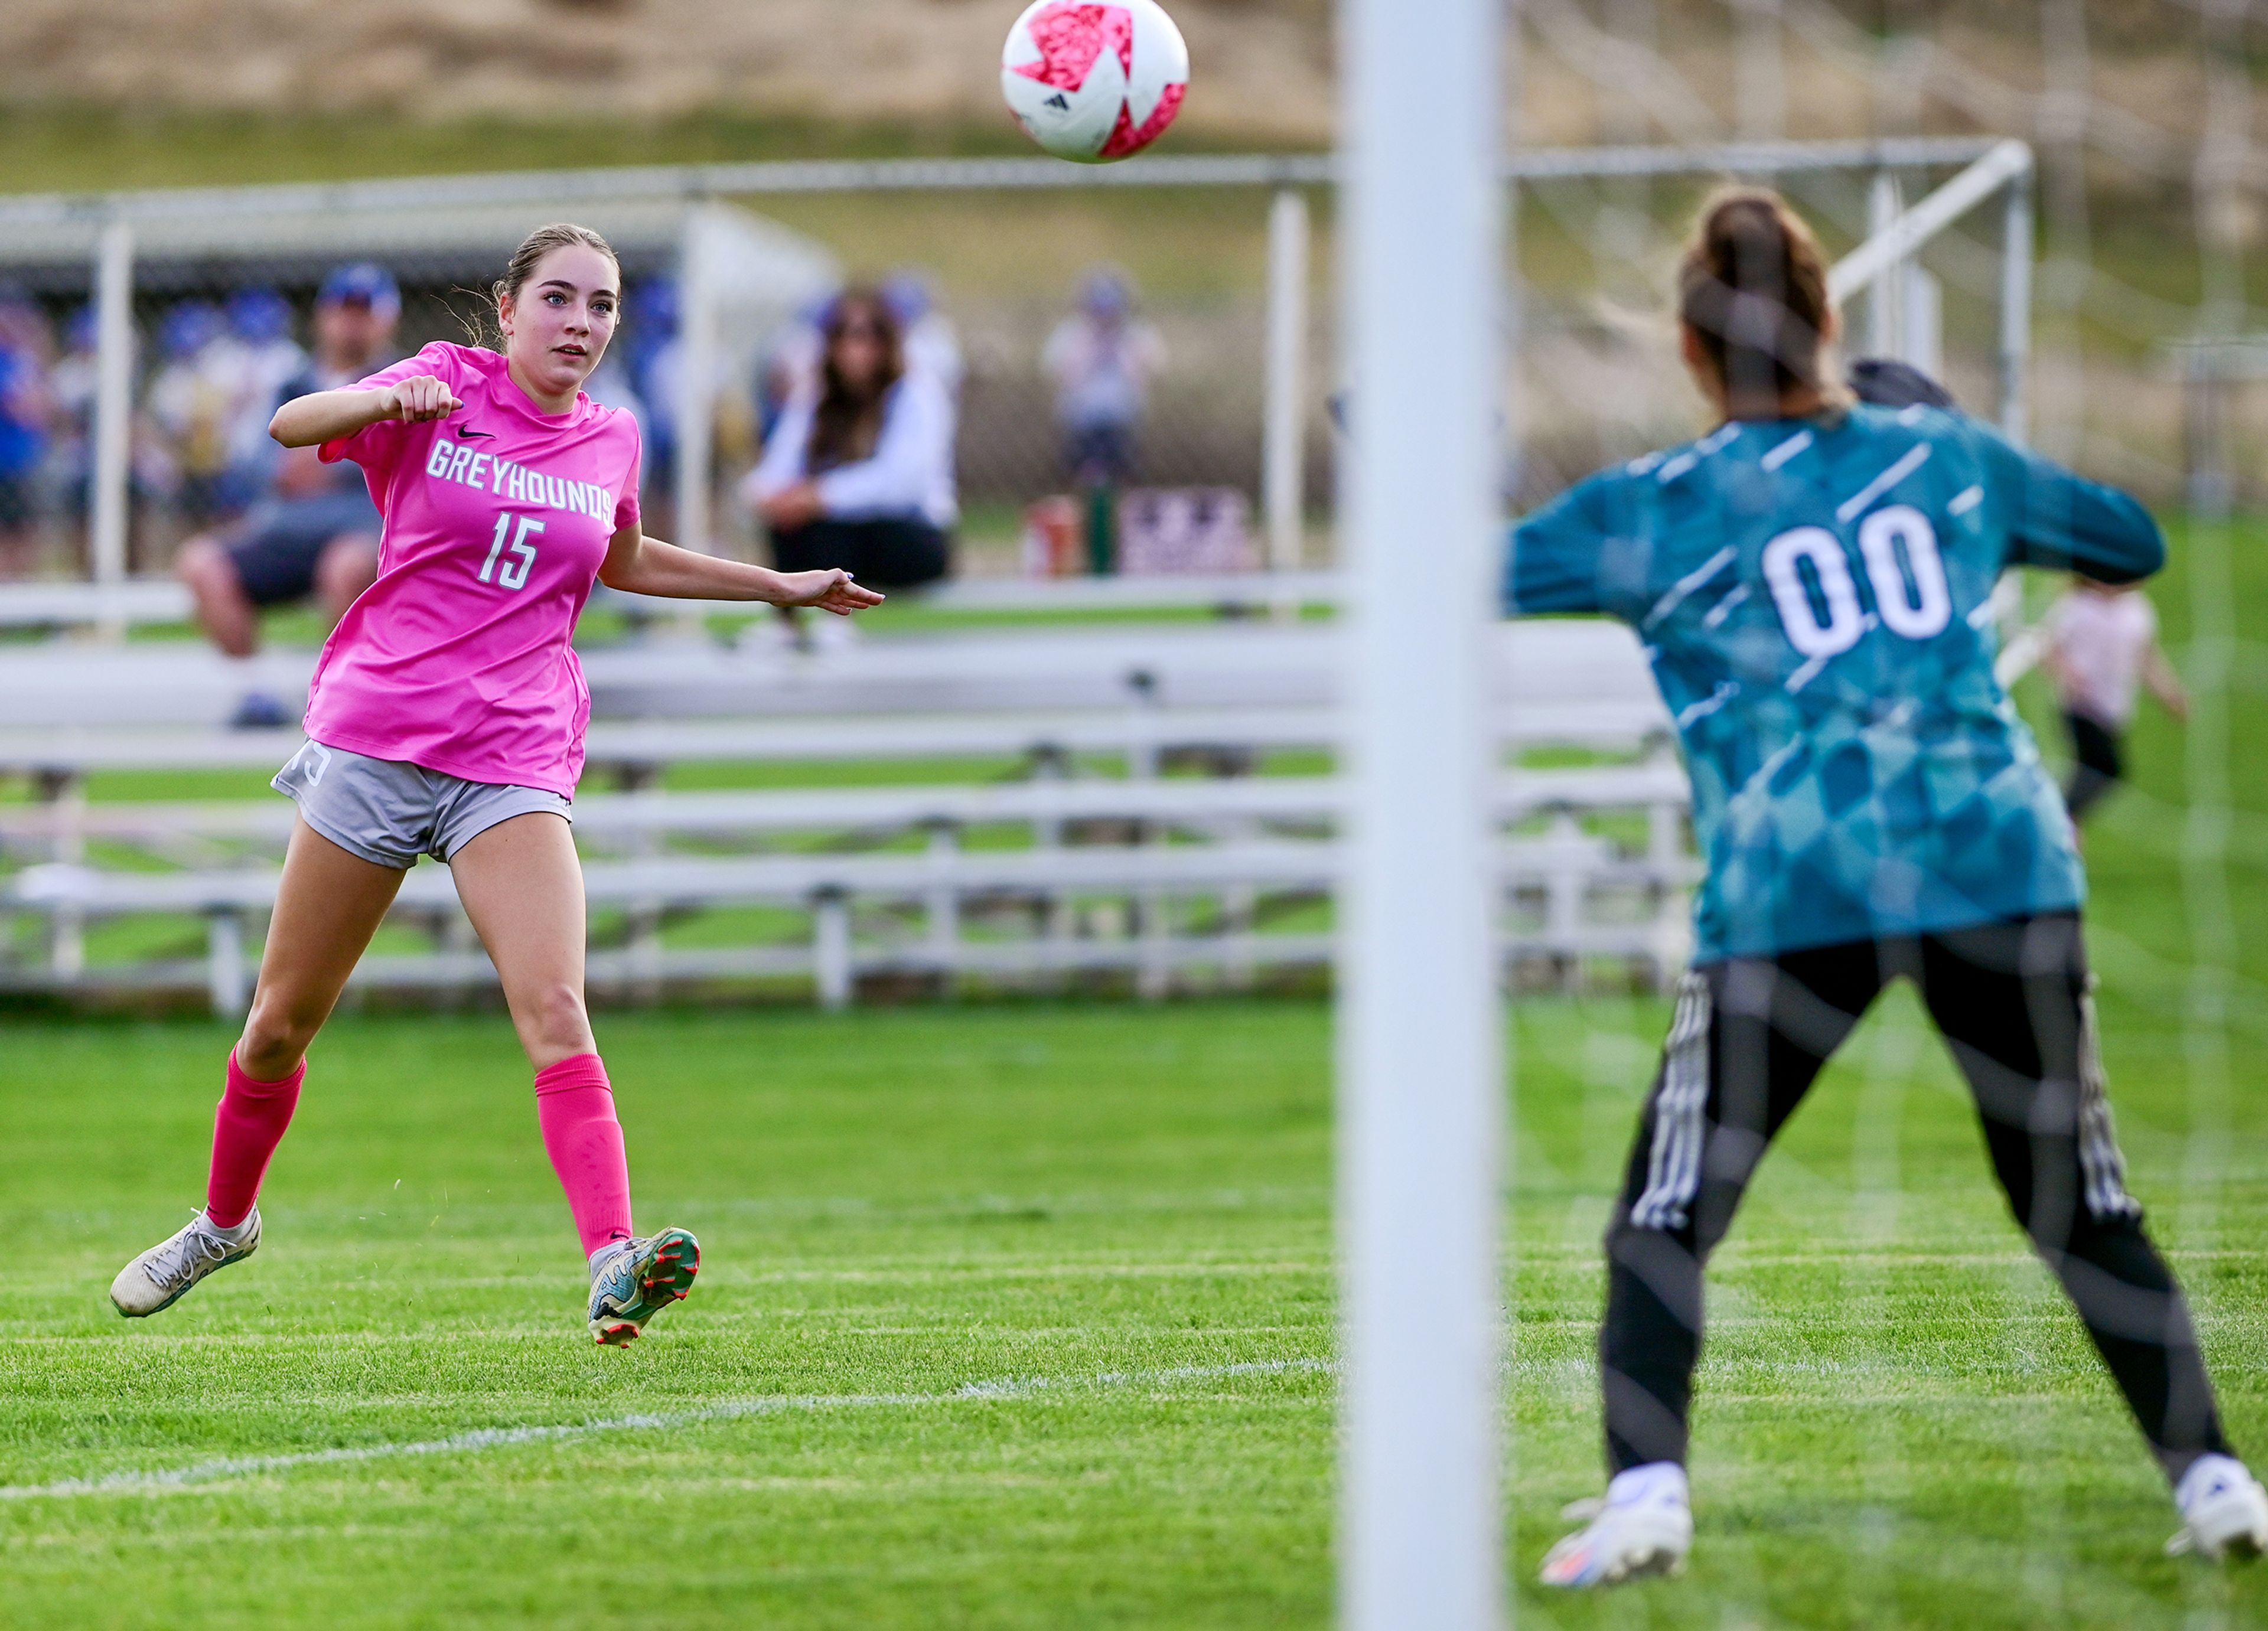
[534, 1054, 634, 1258]
[206, 1052, 305, 1229]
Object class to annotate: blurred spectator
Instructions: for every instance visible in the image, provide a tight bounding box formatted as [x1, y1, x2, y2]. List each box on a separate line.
[46, 305, 98, 527]
[176, 263, 400, 728]
[744, 287, 956, 642]
[582, 353, 649, 434]
[213, 287, 309, 507]
[0, 292, 55, 577]
[625, 277, 680, 533]
[883, 272, 964, 398]
[757, 291, 834, 447]
[1042, 269, 1166, 488]
[140, 301, 236, 524]
[2042, 577, 2190, 824]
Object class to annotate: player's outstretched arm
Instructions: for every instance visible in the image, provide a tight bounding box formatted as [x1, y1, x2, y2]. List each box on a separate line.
[1504, 469, 1621, 619]
[1982, 428, 2166, 585]
[269, 376, 464, 449]
[597, 524, 886, 616]
[2146, 644, 2192, 722]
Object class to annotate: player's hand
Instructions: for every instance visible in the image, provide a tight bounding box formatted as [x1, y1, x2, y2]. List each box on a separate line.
[384, 376, 462, 424]
[774, 568, 886, 616]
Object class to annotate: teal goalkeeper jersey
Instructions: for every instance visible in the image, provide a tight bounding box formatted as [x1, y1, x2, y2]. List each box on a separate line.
[1507, 403, 2166, 963]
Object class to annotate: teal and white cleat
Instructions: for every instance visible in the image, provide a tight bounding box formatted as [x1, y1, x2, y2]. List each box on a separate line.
[587, 1228, 700, 1346]
[2169, 1455, 2268, 1562]
[1539, 1462, 1693, 1588]
[110, 1208, 260, 1317]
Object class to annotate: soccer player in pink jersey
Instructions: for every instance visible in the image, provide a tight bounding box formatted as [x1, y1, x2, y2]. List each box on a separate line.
[109, 224, 882, 1345]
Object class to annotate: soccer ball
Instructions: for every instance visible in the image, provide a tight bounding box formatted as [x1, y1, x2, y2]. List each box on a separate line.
[1001, 0, 1190, 165]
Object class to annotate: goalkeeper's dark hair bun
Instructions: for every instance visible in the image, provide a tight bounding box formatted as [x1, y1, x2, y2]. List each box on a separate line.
[1677, 189, 1839, 417]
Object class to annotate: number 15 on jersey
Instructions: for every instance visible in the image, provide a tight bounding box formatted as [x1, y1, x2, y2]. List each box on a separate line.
[478, 513, 545, 591]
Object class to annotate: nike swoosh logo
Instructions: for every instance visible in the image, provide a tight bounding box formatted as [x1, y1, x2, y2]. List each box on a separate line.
[454, 426, 494, 440]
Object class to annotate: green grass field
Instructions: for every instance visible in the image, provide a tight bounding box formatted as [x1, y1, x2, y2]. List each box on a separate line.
[6, 978, 2268, 1630]
[5, 518, 2268, 1628]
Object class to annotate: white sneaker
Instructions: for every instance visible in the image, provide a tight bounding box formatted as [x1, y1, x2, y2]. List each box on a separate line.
[2168, 1454, 2268, 1561]
[1539, 1462, 1693, 1587]
[110, 1208, 260, 1317]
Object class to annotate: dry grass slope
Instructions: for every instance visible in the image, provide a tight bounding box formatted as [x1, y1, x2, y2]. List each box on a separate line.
[0, 0, 1335, 141]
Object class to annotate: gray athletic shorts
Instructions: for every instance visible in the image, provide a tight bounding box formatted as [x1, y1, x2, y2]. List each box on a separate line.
[272, 739, 573, 870]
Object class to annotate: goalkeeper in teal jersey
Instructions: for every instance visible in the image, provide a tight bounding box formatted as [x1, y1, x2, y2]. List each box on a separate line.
[1520, 191, 2266, 1587]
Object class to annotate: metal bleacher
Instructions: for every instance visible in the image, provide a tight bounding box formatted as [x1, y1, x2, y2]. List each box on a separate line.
[0, 580, 1692, 1012]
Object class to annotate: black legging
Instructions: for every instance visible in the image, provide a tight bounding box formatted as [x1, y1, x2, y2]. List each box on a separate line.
[2065, 710, 2126, 821]
[770, 516, 952, 591]
[1601, 912, 2231, 1484]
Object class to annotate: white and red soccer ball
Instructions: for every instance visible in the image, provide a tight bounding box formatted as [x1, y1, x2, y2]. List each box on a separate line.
[1001, 0, 1190, 164]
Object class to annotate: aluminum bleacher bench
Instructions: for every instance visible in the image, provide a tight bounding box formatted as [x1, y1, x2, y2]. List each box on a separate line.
[0, 580, 194, 632]
[0, 612, 1693, 1009]
[0, 763, 1692, 856]
[0, 618, 1665, 729]
[0, 573, 1341, 635]
[0, 696, 1671, 792]
[1, 826, 1691, 1016]
[0, 763, 1695, 1005]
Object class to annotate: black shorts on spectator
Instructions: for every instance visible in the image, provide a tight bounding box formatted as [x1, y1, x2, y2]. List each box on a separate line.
[2064, 710, 2125, 821]
[770, 516, 951, 591]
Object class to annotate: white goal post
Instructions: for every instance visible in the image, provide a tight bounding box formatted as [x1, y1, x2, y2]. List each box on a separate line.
[1337, 0, 1506, 1624]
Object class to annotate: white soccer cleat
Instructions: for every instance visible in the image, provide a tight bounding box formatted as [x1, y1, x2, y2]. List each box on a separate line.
[2168, 1455, 2268, 1562]
[586, 1227, 701, 1346]
[1539, 1462, 1693, 1588]
[110, 1208, 260, 1317]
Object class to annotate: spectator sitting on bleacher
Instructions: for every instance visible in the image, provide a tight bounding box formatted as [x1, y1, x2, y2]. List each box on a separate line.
[141, 301, 237, 525]
[1044, 269, 1165, 490]
[744, 287, 956, 641]
[0, 292, 54, 579]
[754, 291, 833, 455]
[177, 264, 401, 729]
[624, 278, 681, 536]
[214, 288, 311, 511]
[46, 305, 96, 532]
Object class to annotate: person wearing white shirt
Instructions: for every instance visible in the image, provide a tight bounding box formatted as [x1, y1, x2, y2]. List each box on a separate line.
[2042, 577, 2189, 821]
[743, 288, 956, 609]
[1042, 270, 1166, 487]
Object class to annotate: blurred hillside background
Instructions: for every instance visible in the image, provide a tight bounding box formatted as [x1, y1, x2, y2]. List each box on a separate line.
[0, 1, 2245, 155]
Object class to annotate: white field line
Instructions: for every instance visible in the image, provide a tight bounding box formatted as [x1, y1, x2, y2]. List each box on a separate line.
[0, 1358, 1333, 1502]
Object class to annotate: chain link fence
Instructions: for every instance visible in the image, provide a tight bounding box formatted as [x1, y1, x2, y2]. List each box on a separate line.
[0, 144, 2045, 608]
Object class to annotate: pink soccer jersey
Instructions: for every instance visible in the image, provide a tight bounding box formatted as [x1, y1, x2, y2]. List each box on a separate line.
[306, 341, 641, 797]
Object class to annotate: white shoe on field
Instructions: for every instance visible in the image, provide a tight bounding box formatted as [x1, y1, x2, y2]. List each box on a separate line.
[1539, 1462, 1693, 1587]
[110, 1208, 260, 1317]
[2169, 1455, 2268, 1562]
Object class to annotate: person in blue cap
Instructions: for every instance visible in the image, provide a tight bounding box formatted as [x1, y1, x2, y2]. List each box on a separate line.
[177, 263, 402, 728]
[142, 301, 232, 523]
[0, 289, 54, 576]
[1517, 188, 2266, 1586]
[624, 278, 680, 536]
[215, 288, 309, 512]
[1043, 269, 1165, 492]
